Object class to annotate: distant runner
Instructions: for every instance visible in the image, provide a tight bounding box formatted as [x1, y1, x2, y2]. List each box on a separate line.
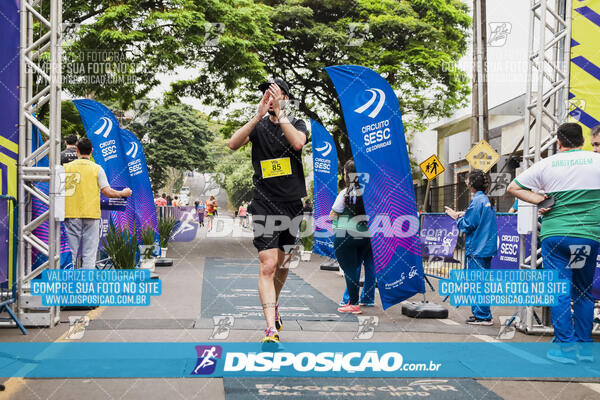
[195, 200, 205, 227]
[228, 78, 307, 344]
[206, 196, 217, 231]
[238, 202, 248, 228]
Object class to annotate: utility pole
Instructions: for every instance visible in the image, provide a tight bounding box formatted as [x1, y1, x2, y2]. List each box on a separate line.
[472, 0, 489, 145]
[471, 0, 479, 147]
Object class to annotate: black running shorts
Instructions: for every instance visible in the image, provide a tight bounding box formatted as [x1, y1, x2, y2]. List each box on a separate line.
[248, 198, 303, 252]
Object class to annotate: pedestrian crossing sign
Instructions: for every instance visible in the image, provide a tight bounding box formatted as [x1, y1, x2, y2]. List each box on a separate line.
[420, 154, 445, 180]
[465, 140, 500, 173]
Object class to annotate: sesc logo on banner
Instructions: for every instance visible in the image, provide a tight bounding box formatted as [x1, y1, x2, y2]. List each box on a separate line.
[126, 141, 139, 158]
[192, 345, 222, 375]
[94, 116, 113, 138]
[354, 88, 392, 153]
[126, 141, 143, 177]
[354, 88, 386, 118]
[92, 117, 120, 162]
[314, 142, 333, 173]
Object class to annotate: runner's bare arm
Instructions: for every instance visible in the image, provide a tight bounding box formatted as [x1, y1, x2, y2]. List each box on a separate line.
[506, 181, 546, 205]
[279, 116, 306, 151]
[229, 91, 271, 150]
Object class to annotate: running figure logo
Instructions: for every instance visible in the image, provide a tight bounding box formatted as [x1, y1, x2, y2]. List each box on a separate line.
[488, 22, 512, 47]
[567, 245, 591, 269]
[354, 316, 379, 340]
[192, 345, 222, 375]
[210, 316, 234, 340]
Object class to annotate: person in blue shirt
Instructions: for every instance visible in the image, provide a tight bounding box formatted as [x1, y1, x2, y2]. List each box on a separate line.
[330, 160, 377, 315]
[445, 169, 498, 325]
[508, 198, 518, 213]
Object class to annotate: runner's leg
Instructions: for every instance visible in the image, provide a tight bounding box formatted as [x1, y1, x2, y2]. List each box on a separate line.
[273, 200, 302, 302]
[274, 249, 289, 302]
[258, 248, 280, 329]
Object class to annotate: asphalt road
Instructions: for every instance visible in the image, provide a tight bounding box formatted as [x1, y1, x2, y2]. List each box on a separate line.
[1, 175, 599, 399]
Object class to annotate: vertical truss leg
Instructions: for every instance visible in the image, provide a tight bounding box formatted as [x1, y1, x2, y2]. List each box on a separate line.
[17, 0, 63, 327]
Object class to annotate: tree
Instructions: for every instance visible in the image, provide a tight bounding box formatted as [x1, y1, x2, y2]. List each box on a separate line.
[62, 1, 471, 168]
[130, 104, 214, 191]
[61, 0, 279, 108]
[170, 0, 471, 165]
[210, 137, 254, 208]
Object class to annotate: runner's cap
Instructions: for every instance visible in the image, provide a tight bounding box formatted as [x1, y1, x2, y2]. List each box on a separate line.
[259, 78, 293, 99]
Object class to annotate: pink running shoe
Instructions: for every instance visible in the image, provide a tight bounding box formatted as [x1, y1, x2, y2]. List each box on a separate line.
[337, 304, 362, 314]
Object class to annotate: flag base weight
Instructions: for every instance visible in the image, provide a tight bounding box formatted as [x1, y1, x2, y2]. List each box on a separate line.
[155, 258, 173, 267]
[61, 306, 98, 311]
[402, 301, 448, 319]
[320, 261, 339, 271]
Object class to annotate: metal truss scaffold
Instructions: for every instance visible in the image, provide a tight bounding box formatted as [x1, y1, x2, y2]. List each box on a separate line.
[17, 0, 63, 326]
[518, 0, 572, 334]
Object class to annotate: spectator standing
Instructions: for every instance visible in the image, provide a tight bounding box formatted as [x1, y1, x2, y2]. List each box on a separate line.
[63, 138, 132, 268]
[330, 160, 377, 315]
[302, 199, 313, 214]
[590, 124, 600, 154]
[61, 134, 78, 165]
[445, 169, 498, 326]
[508, 122, 600, 363]
[155, 193, 167, 207]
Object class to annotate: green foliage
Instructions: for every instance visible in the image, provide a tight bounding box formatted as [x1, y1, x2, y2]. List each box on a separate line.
[62, 0, 471, 168]
[300, 219, 314, 251]
[172, 171, 185, 194]
[61, 0, 278, 108]
[141, 226, 155, 246]
[61, 101, 86, 139]
[169, 0, 471, 166]
[129, 104, 214, 191]
[158, 217, 177, 248]
[103, 221, 139, 269]
[212, 139, 254, 208]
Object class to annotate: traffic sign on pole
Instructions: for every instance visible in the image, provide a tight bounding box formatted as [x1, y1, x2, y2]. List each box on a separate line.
[420, 155, 445, 180]
[465, 140, 499, 172]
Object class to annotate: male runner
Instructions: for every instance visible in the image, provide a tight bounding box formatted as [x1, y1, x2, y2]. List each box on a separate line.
[229, 78, 307, 343]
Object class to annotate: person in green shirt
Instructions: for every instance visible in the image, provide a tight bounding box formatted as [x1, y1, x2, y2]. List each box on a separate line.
[508, 123, 600, 363]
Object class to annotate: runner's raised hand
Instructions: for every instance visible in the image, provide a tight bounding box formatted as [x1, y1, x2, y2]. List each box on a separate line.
[257, 90, 271, 118]
[268, 83, 284, 117]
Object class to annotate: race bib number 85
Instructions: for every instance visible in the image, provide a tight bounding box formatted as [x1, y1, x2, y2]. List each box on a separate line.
[261, 157, 292, 179]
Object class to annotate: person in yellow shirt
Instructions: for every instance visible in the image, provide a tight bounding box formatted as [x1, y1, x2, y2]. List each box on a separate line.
[64, 138, 132, 268]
